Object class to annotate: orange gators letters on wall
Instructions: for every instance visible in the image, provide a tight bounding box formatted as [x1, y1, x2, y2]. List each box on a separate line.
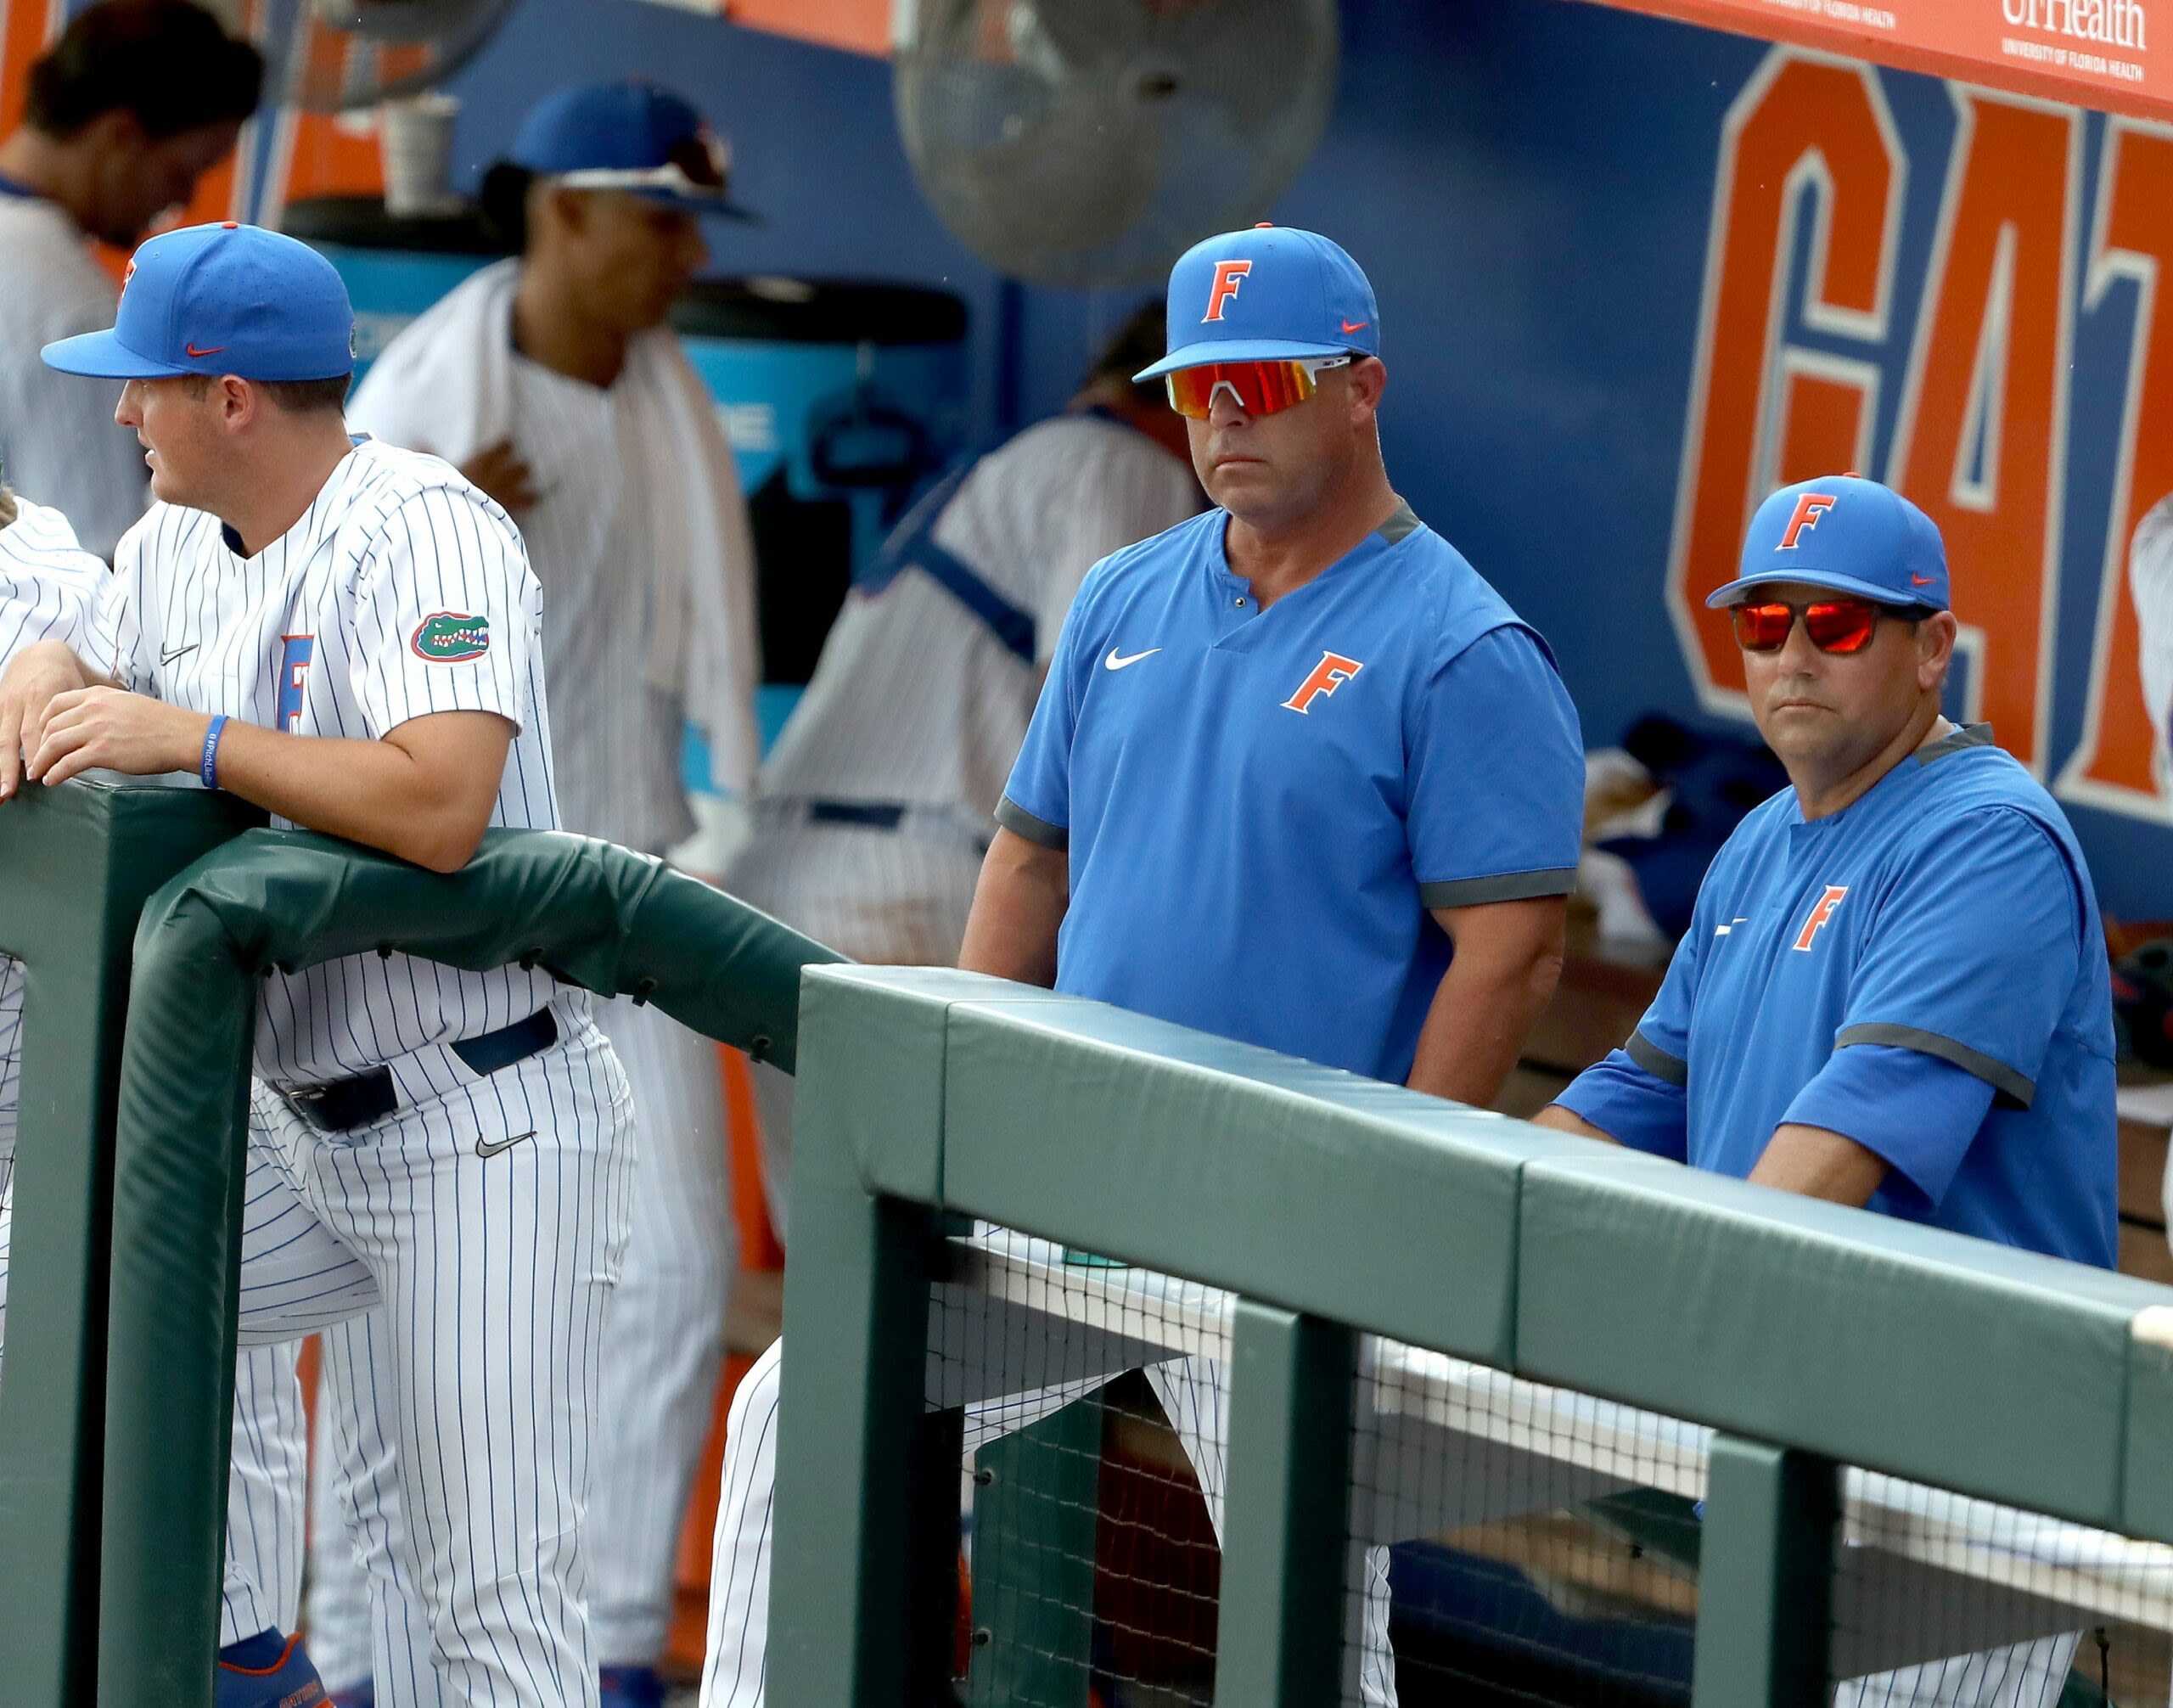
[1671, 43, 2173, 823]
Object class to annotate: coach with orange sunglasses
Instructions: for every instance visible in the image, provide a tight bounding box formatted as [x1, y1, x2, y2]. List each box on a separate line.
[1540, 474, 2116, 1273]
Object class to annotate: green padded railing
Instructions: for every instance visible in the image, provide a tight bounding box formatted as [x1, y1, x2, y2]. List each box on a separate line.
[0, 783, 262, 1708]
[0, 784, 845, 1708]
[769, 964, 2173, 1708]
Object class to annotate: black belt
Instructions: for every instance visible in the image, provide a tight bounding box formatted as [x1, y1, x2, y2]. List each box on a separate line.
[284, 1007, 559, 1133]
[807, 799, 906, 830]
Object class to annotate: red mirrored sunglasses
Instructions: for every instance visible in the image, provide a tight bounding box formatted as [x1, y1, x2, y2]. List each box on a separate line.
[1165, 356, 1352, 420]
[1728, 598, 1895, 655]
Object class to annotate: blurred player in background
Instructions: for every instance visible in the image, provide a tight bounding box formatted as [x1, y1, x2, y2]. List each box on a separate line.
[0, 0, 261, 557]
[1541, 475, 2115, 1707]
[338, 80, 761, 1708]
[725, 301, 1199, 1240]
[703, 227, 1586, 1707]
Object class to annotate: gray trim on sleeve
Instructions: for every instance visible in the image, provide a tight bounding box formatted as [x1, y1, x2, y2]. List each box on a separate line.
[993, 796, 1069, 851]
[1835, 1022, 2034, 1109]
[1625, 1030, 1688, 1088]
[1419, 867, 1579, 909]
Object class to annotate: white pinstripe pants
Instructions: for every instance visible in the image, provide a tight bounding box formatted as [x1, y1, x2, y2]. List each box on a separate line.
[0, 1109, 306, 1649]
[308, 992, 733, 1686]
[5, 998, 634, 1706]
[697, 1333, 1402, 1707]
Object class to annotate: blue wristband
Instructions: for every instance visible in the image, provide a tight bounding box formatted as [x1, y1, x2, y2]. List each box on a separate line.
[199, 713, 228, 789]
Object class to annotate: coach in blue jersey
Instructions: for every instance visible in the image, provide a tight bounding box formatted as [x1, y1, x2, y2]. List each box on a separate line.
[1539, 475, 2116, 1270]
[969, 228, 1585, 1096]
[700, 228, 1586, 1707]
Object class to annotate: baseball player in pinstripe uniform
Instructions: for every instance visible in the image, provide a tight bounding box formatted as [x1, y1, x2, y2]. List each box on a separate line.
[723, 302, 1199, 1241]
[0, 483, 314, 1705]
[322, 81, 761, 1708]
[0, 222, 637, 1707]
[703, 228, 1587, 1706]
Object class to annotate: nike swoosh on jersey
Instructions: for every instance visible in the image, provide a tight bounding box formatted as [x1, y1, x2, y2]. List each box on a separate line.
[160, 641, 199, 665]
[1104, 647, 1161, 671]
[475, 1129, 536, 1159]
[1715, 917, 1750, 936]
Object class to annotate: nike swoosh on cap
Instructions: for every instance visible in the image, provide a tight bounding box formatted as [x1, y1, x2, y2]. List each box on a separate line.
[185, 343, 225, 358]
[1910, 573, 1936, 586]
[1341, 319, 1370, 334]
[1104, 647, 1161, 670]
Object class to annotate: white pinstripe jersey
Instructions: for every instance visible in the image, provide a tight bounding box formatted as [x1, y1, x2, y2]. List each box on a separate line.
[87, 438, 570, 1086]
[761, 413, 1200, 815]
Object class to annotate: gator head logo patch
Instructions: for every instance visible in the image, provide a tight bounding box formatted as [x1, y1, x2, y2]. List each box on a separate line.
[410, 612, 490, 662]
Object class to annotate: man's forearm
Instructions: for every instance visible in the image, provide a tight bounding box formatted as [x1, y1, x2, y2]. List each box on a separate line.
[211, 718, 497, 873]
[1532, 1104, 1618, 1143]
[1406, 942, 1563, 1104]
[1746, 1122, 1888, 1207]
[957, 829, 1068, 986]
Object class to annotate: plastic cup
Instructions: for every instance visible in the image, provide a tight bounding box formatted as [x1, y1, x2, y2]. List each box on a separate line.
[379, 93, 460, 218]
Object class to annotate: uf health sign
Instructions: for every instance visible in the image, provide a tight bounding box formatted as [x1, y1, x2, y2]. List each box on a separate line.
[1670, 45, 2173, 823]
[1611, 0, 2165, 120]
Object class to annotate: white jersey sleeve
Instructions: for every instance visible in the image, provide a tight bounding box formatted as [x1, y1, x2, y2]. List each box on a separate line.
[1029, 424, 1202, 664]
[350, 486, 538, 738]
[0, 497, 105, 659]
[2131, 493, 2173, 795]
[83, 519, 151, 690]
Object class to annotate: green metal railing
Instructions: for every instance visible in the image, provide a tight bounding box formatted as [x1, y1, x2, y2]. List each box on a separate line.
[0, 782, 843, 1708]
[769, 964, 2173, 1708]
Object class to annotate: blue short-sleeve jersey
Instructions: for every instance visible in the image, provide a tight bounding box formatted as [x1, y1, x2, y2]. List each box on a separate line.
[1554, 726, 2117, 1266]
[997, 503, 1585, 1084]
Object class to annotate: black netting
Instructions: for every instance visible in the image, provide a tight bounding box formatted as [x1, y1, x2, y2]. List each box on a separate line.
[932, 1227, 1228, 1705]
[1829, 1471, 2172, 1705]
[1351, 1340, 1699, 1706]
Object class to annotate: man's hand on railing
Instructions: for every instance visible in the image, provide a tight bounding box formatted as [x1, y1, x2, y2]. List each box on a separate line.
[0, 638, 99, 801]
[22, 684, 211, 790]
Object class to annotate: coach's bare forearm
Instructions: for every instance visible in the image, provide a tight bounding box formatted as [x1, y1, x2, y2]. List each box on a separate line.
[958, 826, 1068, 986]
[1406, 895, 1567, 1105]
[1747, 1121, 1888, 1207]
[1532, 1104, 1618, 1143]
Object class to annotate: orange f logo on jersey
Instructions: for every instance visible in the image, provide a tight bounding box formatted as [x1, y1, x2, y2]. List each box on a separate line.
[1792, 885, 1849, 952]
[1204, 259, 1252, 322]
[1283, 650, 1363, 714]
[1777, 492, 1839, 549]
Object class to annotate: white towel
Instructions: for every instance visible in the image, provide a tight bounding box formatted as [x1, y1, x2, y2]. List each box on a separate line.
[348, 260, 761, 796]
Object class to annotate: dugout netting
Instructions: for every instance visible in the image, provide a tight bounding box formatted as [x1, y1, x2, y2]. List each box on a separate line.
[923, 1227, 2173, 1708]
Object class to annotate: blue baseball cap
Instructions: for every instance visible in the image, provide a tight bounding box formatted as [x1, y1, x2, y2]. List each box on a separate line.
[511, 79, 755, 222]
[42, 222, 352, 383]
[1706, 475, 1951, 613]
[1135, 225, 1380, 380]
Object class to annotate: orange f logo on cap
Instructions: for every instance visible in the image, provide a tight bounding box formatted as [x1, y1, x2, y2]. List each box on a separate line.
[1778, 492, 1839, 550]
[1204, 259, 1252, 322]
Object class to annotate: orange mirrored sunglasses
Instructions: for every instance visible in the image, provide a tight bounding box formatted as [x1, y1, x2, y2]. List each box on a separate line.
[1165, 356, 1353, 420]
[1728, 598, 1890, 655]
